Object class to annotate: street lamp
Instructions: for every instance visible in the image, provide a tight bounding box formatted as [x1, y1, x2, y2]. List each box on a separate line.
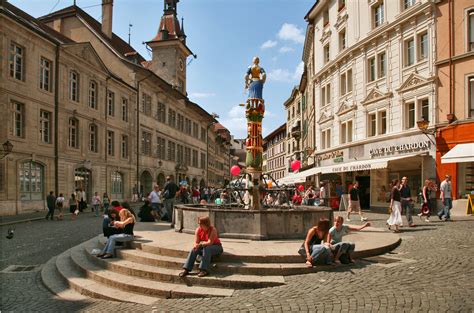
[0, 140, 13, 159]
[206, 113, 219, 187]
[416, 118, 436, 145]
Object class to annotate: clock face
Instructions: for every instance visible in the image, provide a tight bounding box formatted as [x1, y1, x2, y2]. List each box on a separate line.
[178, 58, 184, 71]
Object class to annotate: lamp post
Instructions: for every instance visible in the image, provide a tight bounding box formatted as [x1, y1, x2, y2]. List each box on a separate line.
[0, 140, 13, 159]
[416, 118, 436, 145]
[206, 113, 219, 188]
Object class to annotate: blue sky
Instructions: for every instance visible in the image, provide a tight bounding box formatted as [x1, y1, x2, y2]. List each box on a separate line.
[11, 0, 314, 138]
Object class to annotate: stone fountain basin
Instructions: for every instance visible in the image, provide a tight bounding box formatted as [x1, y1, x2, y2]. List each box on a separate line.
[174, 204, 334, 240]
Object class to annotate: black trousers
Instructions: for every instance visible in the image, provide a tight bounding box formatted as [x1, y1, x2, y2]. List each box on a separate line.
[45, 206, 55, 219]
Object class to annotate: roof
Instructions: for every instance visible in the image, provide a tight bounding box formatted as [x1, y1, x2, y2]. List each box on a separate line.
[283, 87, 300, 107]
[152, 14, 184, 41]
[263, 123, 287, 143]
[1, 1, 74, 44]
[39, 5, 146, 64]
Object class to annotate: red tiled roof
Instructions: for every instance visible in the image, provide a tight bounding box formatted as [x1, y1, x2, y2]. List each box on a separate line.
[39, 5, 146, 64]
[151, 14, 184, 41]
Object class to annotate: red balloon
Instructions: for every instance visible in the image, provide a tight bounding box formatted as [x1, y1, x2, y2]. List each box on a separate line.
[291, 160, 301, 172]
[298, 185, 305, 191]
[230, 165, 241, 176]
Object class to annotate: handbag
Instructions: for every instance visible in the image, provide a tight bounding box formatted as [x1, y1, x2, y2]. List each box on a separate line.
[421, 203, 430, 215]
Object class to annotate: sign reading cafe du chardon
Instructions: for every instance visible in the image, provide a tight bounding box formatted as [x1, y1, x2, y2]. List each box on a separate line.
[369, 140, 431, 157]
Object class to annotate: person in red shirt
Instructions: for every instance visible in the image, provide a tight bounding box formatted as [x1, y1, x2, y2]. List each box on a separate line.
[179, 216, 223, 277]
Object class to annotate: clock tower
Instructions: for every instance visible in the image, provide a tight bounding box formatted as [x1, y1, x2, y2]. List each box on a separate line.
[146, 0, 192, 94]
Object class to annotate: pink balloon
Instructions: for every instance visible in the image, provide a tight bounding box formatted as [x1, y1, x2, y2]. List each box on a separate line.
[298, 185, 305, 191]
[230, 165, 241, 176]
[291, 160, 301, 172]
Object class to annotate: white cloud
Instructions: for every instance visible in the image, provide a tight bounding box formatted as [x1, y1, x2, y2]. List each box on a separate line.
[279, 46, 295, 53]
[260, 40, 277, 49]
[277, 23, 305, 44]
[268, 61, 304, 82]
[189, 92, 216, 99]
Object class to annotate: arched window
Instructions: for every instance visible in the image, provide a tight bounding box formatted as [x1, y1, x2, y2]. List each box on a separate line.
[19, 161, 44, 200]
[111, 171, 123, 199]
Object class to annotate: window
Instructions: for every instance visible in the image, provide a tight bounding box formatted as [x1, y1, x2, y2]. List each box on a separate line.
[19, 161, 43, 200]
[121, 135, 128, 159]
[177, 114, 184, 132]
[69, 71, 80, 102]
[89, 124, 98, 152]
[421, 99, 429, 122]
[405, 38, 415, 66]
[404, 0, 416, 9]
[9, 42, 24, 81]
[418, 32, 428, 60]
[368, 57, 376, 82]
[326, 84, 331, 106]
[89, 81, 98, 109]
[321, 129, 331, 149]
[378, 52, 386, 78]
[185, 147, 191, 166]
[339, 29, 346, 51]
[340, 70, 352, 96]
[68, 118, 79, 148]
[324, 44, 330, 64]
[379, 110, 387, 134]
[373, 1, 384, 28]
[185, 118, 192, 135]
[141, 131, 152, 156]
[177, 144, 184, 164]
[406, 102, 415, 129]
[469, 77, 474, 117]
[192, 122, 199, 138]
[192, 150, 198, 167]
[338, 0, 346, 11]
[368, 113, 377, 137]
[168, 109, 176, 128]
[347, 69, 353, 92]
[340, 120, 353, 144]
[323, 9, 329, 27]
[469, 10, 474, 51]
[201, 127, 206, 141]
[121, 98, 128, 122]
[107, 130, 115, 156]
[111, 172, 123, 197]
[12, 101, 25, 138]
[201, 152, 206, 169]
[156, 136, 166, 159]
[39, 57, 52, 91]
[141, 93, 151, 115]
[39, 110, 51, 144]
[167, 141, 176, 161]
[107, 91, 115, 116]
[157, 102, 166, 123]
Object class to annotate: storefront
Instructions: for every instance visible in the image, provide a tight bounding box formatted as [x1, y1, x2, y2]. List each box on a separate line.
[314, 134, 436, 210]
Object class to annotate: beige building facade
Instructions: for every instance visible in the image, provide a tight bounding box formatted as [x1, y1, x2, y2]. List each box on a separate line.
[263, 123, 287, 181]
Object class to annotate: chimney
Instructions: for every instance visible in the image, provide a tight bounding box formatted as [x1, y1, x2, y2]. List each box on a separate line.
[102, 0, 113, 39]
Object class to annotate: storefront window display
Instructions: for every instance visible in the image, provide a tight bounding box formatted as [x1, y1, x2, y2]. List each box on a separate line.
[457, 162, 474, 198]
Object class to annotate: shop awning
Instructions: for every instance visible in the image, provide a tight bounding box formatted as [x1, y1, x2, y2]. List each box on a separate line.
[277, 166, 321, 185]
[319, 153, 422, 174]
[441, 143, 474, 164]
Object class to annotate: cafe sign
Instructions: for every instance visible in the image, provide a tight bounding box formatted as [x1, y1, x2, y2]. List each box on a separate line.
[369, 140, 430, 157]
[317, 150, 343, 161]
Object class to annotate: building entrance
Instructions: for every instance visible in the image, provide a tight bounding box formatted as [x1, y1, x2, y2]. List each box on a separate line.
[75, 167, 92, 203]
[356, 175, 370, 210]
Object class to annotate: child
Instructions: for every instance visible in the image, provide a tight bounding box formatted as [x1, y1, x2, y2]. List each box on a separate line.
[328, 216, 370, 264]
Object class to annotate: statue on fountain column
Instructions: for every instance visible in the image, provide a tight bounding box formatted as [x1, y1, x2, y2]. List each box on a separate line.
[244, 57, 266, 99]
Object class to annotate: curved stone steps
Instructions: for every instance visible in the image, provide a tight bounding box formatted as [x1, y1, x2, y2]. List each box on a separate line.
[70, 246, 234, 299]
[54, 249, 158, 305]
[118, 248, 329, 276]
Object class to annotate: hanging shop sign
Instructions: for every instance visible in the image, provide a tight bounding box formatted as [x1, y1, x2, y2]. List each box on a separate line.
[333, 156, 344, 163]
[369, 140, 431, 157]
[317, 150, 343, 161]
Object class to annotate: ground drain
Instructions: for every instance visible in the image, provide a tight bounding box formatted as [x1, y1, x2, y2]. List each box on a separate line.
[1, 265, 41, 273]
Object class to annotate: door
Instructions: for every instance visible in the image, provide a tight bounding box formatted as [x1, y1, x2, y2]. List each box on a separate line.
[356, 175, 370, 210]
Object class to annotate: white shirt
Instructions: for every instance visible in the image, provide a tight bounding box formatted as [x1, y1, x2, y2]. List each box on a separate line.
[148, 190, 162, 203]
[440, 180, 452, 199]
[92, 195, 101, 205]
[320, 186, 327, 199]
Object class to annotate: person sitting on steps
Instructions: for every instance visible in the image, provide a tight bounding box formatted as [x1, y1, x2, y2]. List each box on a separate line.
[328, 216, 370, 264]
[179, 216, 223, 278]
[97, 209, 135, 259]
[299, 218, 333, 268]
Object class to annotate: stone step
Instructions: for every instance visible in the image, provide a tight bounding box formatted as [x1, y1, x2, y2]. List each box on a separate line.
[83, 246, 286, 289]
[118, 248, 329, 276]
[54, 249, 158, 305]
[41, 256, 89, 301]
[70, 246, 234, 299]
[134, 242, 304, 264]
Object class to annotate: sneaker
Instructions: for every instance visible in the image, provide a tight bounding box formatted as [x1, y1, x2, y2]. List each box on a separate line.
[361, 217, 368, 222]
[424, 218, 430, 222]
[346, 218, 351, 222]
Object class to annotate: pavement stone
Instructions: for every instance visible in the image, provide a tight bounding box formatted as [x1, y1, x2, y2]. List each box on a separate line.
[0, 211, 473, 312]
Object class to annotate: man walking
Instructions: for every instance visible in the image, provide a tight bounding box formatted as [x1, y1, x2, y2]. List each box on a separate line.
[148, 185, 162, 220]
[45, 191, 56, 220]
[347, 181, 368, 222]
[163, 176, 179, 227]
[438, 175, 452, 221]
[400, 176, 415, 227]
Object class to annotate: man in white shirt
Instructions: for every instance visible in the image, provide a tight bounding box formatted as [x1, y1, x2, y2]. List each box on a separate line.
[438, 175, 452, 221]
[148, 185, 162, 219]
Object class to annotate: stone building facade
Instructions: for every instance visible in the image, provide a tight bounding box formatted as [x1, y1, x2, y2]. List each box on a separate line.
[0, 1, 230, 215]
[263, 123, 287, 181]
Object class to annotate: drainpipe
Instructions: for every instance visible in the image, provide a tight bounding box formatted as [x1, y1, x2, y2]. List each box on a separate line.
[105, 76, 110, 193]
[54, 44, 60, 197]
[448, 0, 453, 121]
